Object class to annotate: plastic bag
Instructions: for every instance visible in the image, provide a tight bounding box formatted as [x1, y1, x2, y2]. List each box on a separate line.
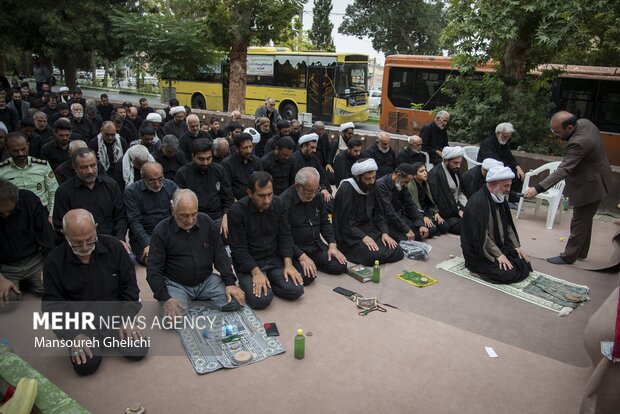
[399, 240, 432, 260]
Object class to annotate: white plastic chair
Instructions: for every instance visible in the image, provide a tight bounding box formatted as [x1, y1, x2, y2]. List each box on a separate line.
[516, 161, 565, 230]
[463, 146, 481, 170]
[421, 151, 433, 172]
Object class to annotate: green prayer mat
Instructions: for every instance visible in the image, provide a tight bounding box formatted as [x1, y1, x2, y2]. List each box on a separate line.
[436, 257, 589, 315]
[178, 306, 285, 375]
[396, 270, 438, 287]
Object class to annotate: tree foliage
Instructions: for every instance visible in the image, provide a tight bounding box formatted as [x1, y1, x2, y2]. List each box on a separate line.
[196, 0, 305, 112]
[339, 0, 446, 55]
[439, 73, 564, 155]
[310, 0, 335, 52]
[441, 0, 611, 83]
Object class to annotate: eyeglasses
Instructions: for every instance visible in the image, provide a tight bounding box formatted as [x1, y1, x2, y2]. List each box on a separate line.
[550, 128, 561, 136]
[67, 235, 98, 249]
[301, 187, 320, 196]
[145, 177, 165, 185]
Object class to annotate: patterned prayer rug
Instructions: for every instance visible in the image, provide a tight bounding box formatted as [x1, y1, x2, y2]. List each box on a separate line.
[436, 257, 589, 315]
[178, 306, 285, 374]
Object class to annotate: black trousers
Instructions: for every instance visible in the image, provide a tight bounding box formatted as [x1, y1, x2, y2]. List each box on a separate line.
[292, 243, 347, 276]
[341, 236, 404, 266]
[561, 199, 601, 263]
[238, 261, 304, 310]
[445, 216, 462, 235]
[464, 248, 531, 285]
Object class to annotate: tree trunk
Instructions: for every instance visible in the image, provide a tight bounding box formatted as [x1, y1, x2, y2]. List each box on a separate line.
[0, 51, 5, 76]
[501, 35, 530, 85]
[228, 38, 249, 113]
[90, 51, 97, 86]
[103, 59, 109, 88]
[62, 55, 78, 91]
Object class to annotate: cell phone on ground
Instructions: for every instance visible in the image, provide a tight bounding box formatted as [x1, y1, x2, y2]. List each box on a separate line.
[264, 323, 280, 337]
[333, 286, 356, 297]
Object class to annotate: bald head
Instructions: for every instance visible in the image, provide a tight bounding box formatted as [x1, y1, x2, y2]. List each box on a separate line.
[62, 209, 96, 238]
[550, 111, 577, 140]
[141, 161, 163, 177]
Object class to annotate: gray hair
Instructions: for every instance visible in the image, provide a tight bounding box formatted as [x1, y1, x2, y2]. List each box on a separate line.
[312, 121, 325, 132]
[295, 167, 320, 185]
[162, 134, 179, 149]
[68, 140, 87, 155]
[213, 137, 227, 152]
[436, 110, 450, 120]
[0, 178, 19, 204]
[495, 122, 515, 134]
[127, 145, 151, 162]
[186, 114, 199, 125]
[171, 188, 198, 211]
[33, 111, 47, 121]
[408, 135, 422, 145]
[156, 109, 167, 120]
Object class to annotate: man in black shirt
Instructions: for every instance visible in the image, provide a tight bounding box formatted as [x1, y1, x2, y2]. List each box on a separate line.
[147, 189, 245, 317]
[333, 137, 362, 185]
[212, 137, 230, 164]
[53, 148, 128, 249]
[43, 209, 146, 376]
[137, 98, 154, 120]
[228, 172, 303, 309]
[70, 103, 94, 141]
[96, 94, 114, 122]
[291, 133, 332, 204]
[397, 135, 426, 166]
[0, 180, 55, 311]
[88, 121, 128, 174]
[175, 139, 233, 236]
[280, 167, 347, 278]
[179, 114, 210, 162]
[222, 132, 263, 200]
[55, 140, 107, 184]
[363, 131, 398, 178]
[33, 111, 54, 145]
[376, 163, 429, 241]
[260, 136, 295, 195]
[41, 118, 72, 170]
[125, 162, 178, 265]
[421, 111, 450, 165]
[153, 135, 186, 179]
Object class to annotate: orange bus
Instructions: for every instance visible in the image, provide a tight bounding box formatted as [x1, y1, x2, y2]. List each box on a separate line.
[379, 55, 620, 165]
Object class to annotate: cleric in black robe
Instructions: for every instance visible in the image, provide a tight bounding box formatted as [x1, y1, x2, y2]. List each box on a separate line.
[462, 158, 503, 199]
[427, 146, 468, 234]
[397, 135, 426, 165]
[333, 137, 362, 186]
[461, 166, 531, 284]
[333, 158, 404, 266]
[476, 122, 525, 203]
[420, 111, 450, 165]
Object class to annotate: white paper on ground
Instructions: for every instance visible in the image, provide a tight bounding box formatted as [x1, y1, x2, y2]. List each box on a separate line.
[485, 346, 498, 358]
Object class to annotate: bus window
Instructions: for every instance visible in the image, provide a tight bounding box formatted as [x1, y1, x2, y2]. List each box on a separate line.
[594, 81, 620, 133]
[556, 78, 596, 120]
[387, 67, 415, 108]
[274, 60, 307, 88]
[337, 64, 367, 95]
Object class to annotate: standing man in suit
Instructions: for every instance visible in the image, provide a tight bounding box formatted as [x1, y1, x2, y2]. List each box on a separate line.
[524, 111, 613, 265]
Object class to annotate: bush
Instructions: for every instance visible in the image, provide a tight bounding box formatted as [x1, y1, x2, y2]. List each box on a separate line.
[438, 73, 565, 156]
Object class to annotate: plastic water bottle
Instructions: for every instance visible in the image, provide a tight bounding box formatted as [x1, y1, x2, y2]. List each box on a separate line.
[294, 329, 305, 359]
[563, 196, 570, 211]
[372, 260, 380, 283]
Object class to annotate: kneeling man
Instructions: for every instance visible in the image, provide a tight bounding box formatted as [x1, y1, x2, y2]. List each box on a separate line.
[461, 166, 531, 284]
[147, 189, 245, 317]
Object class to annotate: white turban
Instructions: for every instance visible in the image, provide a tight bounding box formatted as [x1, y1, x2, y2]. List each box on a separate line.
[0, 122, 7, 134]
[59, 86, 69, 92]
[170, 106, 186, 115]
[339, 122, 355, 132]
[146, 113, 162, 123]
[244, 127, 261, 144]
[442, 146, 464, 160]
[351, 158, 378, 176]
[486, 166, 515, 182]
[298, 133, 319, 145]
[481, 158, 503, 171]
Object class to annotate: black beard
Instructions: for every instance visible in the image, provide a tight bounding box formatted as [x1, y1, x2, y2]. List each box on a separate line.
[358, 181, 375, 192]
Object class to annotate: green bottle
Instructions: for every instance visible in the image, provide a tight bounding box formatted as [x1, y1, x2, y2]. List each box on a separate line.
[294, 329, 305, 359]
[372, 260, 380, 283]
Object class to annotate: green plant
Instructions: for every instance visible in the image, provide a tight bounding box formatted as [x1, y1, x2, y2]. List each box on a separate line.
[438, 73, 565, 156]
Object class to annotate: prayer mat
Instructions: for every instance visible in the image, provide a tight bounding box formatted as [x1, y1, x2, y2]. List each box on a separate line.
[436, 256, 589, 315]
[396, 269, 438, 288]
[178, 305, 285, 374]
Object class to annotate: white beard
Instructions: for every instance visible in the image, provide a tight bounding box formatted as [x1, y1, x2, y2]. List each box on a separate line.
[379, 146, 390, 154]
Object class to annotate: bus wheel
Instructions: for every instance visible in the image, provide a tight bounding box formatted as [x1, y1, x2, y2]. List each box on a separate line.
[192, 94, 206, 110]
[280, 102, 298, 120]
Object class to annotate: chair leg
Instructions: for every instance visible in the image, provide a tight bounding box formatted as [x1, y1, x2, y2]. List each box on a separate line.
[546, 199, 560, 230]
[516, 198, 524, 219]
[534, 198, 541, 217]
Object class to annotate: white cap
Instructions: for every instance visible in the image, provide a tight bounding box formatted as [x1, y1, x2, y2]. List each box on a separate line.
[298, 133, 319, 145]
[339, 122, 355, 132]
[351, 158, 378, 176]
[0, 122, 7, 134]
[442, 146, 465, 159]
[146, 113, 162, 123]
[481, 158, 503, 171]
[244, 127, 261, 144]
[59, 86, 69, 92]
[486, 166, 515, 182]
[170, 106, 186, 115]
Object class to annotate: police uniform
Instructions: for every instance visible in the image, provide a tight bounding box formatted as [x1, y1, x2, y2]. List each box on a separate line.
[0, 157, 59, 215]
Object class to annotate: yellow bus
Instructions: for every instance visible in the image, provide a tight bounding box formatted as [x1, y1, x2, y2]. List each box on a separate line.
[161, 47, 370, 125]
